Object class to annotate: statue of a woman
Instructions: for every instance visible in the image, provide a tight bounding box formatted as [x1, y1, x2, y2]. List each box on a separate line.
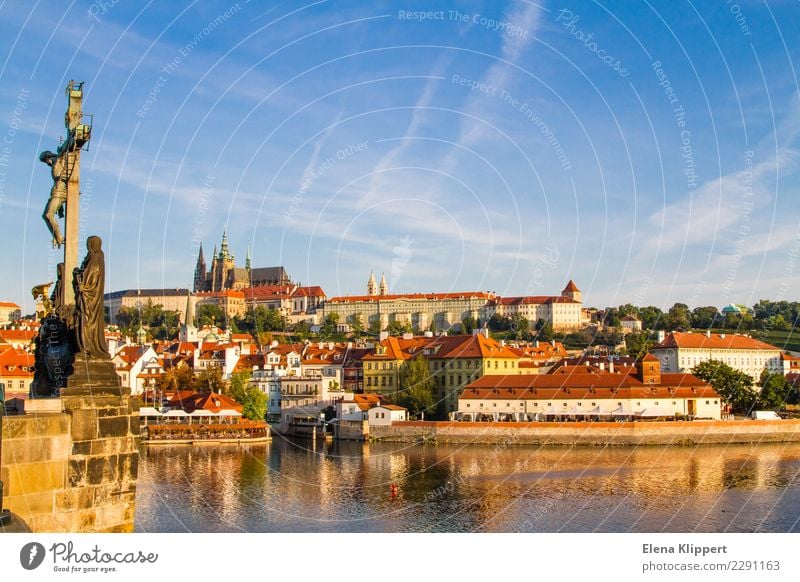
[74, 236, 110, 359]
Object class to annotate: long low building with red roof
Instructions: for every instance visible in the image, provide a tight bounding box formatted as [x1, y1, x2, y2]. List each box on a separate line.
[457, 355, 722, 421]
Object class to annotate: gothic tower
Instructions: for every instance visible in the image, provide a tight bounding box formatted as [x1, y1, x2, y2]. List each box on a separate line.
[379, 272, 388, 296]
[193, 243, 207, 292]
[367, 271, 377, 296]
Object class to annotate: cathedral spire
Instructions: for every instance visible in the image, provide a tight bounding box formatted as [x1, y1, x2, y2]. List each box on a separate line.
[379, 272, 388, 296]
[245, 245, 251, 271]
[367, 271, 377, 296]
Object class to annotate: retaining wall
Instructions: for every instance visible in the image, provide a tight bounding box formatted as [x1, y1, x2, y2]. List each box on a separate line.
[369, 420, 800, 446]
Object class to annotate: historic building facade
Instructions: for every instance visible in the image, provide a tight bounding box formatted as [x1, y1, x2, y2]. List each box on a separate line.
[323, 275, 584, 332]
[193, 231, 291, 292]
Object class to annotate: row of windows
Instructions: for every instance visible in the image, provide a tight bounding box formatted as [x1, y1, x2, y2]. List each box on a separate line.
[465, 400, 719, 408]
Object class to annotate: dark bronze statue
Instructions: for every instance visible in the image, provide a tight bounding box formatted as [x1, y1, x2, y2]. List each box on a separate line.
[39, 150, 68, 249]
[74, 236, 110, 360]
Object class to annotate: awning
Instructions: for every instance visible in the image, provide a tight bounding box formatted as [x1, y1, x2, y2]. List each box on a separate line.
[610, 406, 640, 416]
[639, 407, 676, 418]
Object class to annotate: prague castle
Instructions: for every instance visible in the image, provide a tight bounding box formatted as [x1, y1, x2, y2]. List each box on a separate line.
[193, 231, 291, 292]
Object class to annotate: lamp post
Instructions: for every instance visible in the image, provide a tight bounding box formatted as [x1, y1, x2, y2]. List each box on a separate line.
[0, 381, 11, 525]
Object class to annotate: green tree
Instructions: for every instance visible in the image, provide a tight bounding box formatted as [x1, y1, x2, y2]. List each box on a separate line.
[197, 304, 225, 327]
[156, 364, 197, 393]
[386, 320, 413, 335]
[461, 315, 477, 334]
[638, 306, 664, 330]
[368, 318, 382, 335]
[395, 355, 436, 417]
[534, 320, 554, 341]
[692, 360, 756, 414]
[229, 372, 267, 420]
[195, 365, 226, 394]
[624, 331, 653, 358]
[666, 303, 691, 331]
[509, 313, 529, 340]
[348, 313, 364, 336]
[320, 312, 340, 336]
[691, 306, 721, 329]
[758, 371, 796, 410]
[487, 314, 511, 332]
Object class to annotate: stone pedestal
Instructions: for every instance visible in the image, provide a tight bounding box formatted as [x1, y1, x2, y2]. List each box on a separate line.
[2, 356, 140, 532]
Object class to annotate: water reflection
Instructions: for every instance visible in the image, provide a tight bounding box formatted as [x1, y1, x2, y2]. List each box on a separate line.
[135, 439, 800, 532]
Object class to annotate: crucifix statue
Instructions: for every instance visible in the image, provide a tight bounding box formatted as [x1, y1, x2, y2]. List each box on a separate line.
[39, 80, 92, 309]
[32, 81, 114, 397]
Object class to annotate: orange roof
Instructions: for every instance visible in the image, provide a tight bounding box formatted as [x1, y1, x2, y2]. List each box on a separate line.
[467, 366, 713, 391]
[0, 329, 36, 342]
[168, 391, 243, 414]
[0, 301, 21, 309]
[642, 353, 660, 362]
[562, 280, 580, 292]
[654, 332, 779, 351]
[292, 286, 326, 297]
[195, 290, 245, 299]
[0, 347, 35, 377]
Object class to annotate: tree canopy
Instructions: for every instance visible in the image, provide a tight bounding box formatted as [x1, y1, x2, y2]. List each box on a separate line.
[691, 360, 755, 414]
[395, 355, 436, 418]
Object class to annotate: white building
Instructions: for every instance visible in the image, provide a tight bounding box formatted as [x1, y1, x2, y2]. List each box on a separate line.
[457, 356, 722, 420]
[367, 405, 408, 426]
[650, 331, 783, 382]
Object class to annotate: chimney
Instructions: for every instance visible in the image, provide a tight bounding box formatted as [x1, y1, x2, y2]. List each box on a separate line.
[423, 331, 433, 337]
[599, 362, 605, 372]
[402, 332, 413, 340]
[379, 331, 389, 342]
[609, 361, 615, 374]
[318, 342, 324, 349]
[328, 341, 334, 350]
[705, 330, 711, 338]
[534, 340, 539, 348]
[656, 330, 665, 343]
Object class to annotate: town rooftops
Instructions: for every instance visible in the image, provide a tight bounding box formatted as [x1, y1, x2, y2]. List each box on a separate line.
[653, 332, 779, 351]
[0, 301, 21, 308]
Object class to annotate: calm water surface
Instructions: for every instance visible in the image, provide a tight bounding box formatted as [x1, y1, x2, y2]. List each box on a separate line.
[134, 437, 800, 532]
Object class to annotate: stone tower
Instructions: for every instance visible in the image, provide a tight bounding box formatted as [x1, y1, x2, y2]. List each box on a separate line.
[379, 272, 388, 296]
[193, 243, 206, 292]
[367, 271, 377, 296]
[562, 279, 581, 303]
[210, 231, 235, 292]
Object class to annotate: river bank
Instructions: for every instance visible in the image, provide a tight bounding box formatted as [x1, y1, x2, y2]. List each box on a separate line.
[368, 419, 800, 446]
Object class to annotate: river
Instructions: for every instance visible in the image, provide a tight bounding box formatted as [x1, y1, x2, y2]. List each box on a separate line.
[134, 438, 800, 532]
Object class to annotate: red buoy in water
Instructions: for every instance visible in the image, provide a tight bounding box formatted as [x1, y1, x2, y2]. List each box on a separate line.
[390, 484, 398, 497]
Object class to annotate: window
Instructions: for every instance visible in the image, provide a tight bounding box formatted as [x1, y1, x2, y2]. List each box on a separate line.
[466, 403, 470, 408]
[706, 400, 710, 405]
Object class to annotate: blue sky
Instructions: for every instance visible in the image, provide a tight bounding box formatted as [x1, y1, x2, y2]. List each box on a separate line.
[1, 0, 799, 313]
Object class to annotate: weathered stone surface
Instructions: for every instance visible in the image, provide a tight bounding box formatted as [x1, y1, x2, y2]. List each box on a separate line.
[68, 458, 86, 487]
[4, 390, 140, 533]
[6, 460, 66, 494]
[56, 487, 93, 511]
[98, 415, 129, 438]
[70, 409, 98, 441]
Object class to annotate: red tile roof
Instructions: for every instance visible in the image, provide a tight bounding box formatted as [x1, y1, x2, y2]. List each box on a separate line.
[0, 348, 35, 377]
[0, 301, 21, 309]
[562, 280, 580, 292]
[653, 332, 779, 351]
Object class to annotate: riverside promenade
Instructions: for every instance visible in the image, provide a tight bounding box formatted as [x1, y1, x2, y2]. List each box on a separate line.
[369, 419, 800, 446]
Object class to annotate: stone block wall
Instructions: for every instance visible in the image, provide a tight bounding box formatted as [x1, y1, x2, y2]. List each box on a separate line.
[1, 392, 139, 532]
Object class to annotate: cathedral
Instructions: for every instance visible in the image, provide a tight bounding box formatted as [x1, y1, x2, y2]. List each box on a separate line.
[193, 231, 291, 292]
